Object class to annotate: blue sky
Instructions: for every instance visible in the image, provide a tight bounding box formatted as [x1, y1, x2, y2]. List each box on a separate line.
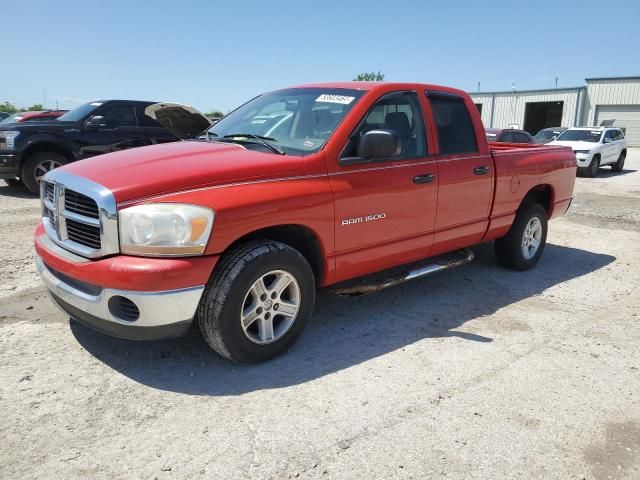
[3, 0, 639, 113]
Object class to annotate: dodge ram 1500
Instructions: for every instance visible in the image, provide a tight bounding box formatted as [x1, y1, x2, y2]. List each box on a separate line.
[35, 82, 576, 363]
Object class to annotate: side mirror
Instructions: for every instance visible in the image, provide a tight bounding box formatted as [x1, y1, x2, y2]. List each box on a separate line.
[603, 137, 612, 144]
[340, 130, 401, 166]
[85, 115, 106, 130]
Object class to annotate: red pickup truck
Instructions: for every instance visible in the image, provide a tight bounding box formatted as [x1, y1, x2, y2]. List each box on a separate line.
[35, 82, 576, 362]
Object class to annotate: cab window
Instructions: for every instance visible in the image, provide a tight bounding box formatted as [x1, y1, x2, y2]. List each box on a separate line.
[428, 93, 477, 154]
[97, 104, 137, 128]
[341, 91, 427, 160]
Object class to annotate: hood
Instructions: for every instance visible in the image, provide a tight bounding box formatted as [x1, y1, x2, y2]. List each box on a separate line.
[62, 140, 306, 203]
[550, 140, 598, 150]
[1, 120, 79, 130]
[144, 103, 211, 139]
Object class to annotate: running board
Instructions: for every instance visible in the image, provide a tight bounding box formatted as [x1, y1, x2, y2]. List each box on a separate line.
[330, 248, 475, 297]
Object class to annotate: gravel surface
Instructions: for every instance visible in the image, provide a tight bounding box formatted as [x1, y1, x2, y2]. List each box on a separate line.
[1, 150, 639, 479]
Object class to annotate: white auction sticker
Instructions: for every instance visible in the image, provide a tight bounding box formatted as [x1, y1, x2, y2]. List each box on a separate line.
[316, 94, 355, 105]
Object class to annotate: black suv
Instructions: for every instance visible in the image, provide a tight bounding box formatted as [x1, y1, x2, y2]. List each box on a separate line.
[0, 100, 211, 194]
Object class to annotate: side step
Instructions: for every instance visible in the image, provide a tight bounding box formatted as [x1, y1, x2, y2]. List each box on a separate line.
[330, 248, 475, 297]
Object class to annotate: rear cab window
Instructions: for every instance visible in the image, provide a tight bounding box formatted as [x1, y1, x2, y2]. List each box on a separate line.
[427, 92, 478, 155]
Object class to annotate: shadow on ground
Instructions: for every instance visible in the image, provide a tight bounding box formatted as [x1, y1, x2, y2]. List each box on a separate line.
[72, 243, 615, 395]
[591, 168, 637, 178]
[0, 182, 36, 199]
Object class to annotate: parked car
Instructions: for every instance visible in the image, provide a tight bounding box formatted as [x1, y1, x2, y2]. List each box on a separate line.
[550, 127, 627, 177]
[0, 112, 10, 121]
[0, 100, 211, 193]
[533, 127, 567, 144]
[0, 110, 68, 124]
[485, 128, 535, 143]
[35, 82, 576, 363]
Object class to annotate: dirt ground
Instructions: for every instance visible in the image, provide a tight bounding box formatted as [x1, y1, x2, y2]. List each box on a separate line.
[1, 150, 639, 480]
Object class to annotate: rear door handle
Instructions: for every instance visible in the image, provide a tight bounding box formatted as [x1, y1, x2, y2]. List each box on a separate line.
[413, 174, 436, 184]
[474, 166, 490, 175]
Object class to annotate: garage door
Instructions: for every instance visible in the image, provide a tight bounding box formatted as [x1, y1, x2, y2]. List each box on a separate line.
[595, 104, 640, 146]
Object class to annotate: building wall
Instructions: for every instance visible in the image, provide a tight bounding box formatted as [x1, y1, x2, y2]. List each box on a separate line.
[469, 89, 581, 129]
[583, 78, 640, 125]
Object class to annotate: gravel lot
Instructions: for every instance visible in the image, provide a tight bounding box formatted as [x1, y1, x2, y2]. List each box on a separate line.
[1, 150, 639, 480]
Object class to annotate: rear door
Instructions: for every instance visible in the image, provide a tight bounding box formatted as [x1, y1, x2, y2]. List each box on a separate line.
[329, 91, 438, 278]
[426, 91, 494, 253]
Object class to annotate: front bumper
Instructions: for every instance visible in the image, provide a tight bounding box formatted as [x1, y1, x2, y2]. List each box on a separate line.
[37, 255, 205, 340]
[0, 153, 20, 178]
[574, 153, 592, 167]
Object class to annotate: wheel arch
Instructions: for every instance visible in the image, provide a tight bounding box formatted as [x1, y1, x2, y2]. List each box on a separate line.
[519, 184, 554, 217]
[21, 141, 75, 165]
[223, 224, 326, 285]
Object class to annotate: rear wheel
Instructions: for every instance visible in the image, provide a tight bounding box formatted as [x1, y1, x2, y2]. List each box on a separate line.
[22, 152, 67, 195]
[586, 155, 600, 178]
[197, 240, 316, 363]
[611, 150, 626, 172]
[495, 203, 548, 271]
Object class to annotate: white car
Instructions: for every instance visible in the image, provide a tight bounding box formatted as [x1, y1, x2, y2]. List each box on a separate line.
[550, 127, 627, 177]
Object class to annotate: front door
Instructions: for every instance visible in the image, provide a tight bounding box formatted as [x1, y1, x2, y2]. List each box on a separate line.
[329, 91, 438, 281]
[426, 91, 494, 254]
[80, 103, 141, 159]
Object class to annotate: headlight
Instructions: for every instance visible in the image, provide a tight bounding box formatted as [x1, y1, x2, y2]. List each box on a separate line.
[574, 150, 590, 154]
[0, 131, 20, 149]
[119, 204, 214, 256]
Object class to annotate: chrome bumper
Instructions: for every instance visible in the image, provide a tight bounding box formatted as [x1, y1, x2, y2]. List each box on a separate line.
[37, 256, 205, 340]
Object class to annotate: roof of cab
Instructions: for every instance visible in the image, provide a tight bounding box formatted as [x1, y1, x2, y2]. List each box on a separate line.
[283, 81, 470, 96]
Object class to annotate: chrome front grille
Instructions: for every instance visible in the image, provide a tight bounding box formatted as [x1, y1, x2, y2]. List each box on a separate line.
[40, 170, 119, 259]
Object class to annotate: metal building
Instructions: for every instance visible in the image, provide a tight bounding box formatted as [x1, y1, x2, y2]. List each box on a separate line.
[470, 76, 640, 146]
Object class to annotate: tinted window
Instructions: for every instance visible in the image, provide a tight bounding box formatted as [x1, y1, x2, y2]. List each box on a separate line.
[97, 104, 137, 128]
[513, 132, 530, 143]
[57, 102, 102, 122]
[342, 91, 427, 160]
[429, 94, 477, 154]
[500, 132, 514, 143]
[556, 129, 602, 142]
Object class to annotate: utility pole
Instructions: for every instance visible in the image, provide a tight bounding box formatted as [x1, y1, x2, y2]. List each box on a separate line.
[43, 89, 46, 109]
[554, 76, 558, 88]
[477, 81, 481, 92]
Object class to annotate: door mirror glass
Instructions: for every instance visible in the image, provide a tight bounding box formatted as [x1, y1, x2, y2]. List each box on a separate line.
[85, 115, 106, 130]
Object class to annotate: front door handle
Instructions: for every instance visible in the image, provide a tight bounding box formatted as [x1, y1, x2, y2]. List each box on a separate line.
[413, 174, 436, 184]
[474, 166, 490, 175]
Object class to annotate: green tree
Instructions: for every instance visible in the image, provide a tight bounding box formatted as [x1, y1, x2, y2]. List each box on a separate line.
[26, 104, 44, 111]
[353, 71, 385, 82]
[0, 101, 19, 113]
[206, 109, 224, 119]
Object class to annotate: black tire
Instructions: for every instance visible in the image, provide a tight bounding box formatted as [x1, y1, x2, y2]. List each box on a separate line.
[197, 240, 316, 363]
[611, 150, 626, 172]
[22, 152, 68, 195]
[4, 178, 23, 188]
[586, 155, 600, 178]
[495, 203, 548, 271]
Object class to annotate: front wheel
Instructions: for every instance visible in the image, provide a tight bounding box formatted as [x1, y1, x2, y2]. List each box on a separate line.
[197, 240, 316, 363]
[611, 151, 626, 172]
[22, 152, 68, 195]
[495, 203, 548, 271]
[586, 155, 600, 178]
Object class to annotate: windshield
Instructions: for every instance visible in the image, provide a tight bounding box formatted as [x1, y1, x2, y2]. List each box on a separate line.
[556, 129, 602, 142]
[207, 88, 364, 155]
[535, 129, 562, 139]
[57, 102, 103, 122]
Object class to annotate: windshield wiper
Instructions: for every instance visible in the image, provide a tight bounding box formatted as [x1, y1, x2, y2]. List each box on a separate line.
[222, 133, 285, 155]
